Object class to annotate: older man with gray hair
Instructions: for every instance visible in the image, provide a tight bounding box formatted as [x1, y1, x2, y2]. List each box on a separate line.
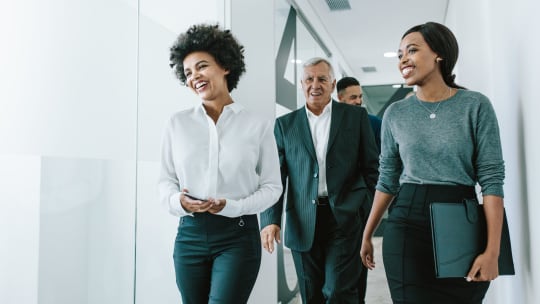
[260, 57, 379, 303]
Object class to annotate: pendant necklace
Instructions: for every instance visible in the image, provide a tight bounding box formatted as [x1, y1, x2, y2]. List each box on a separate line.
[416, 87, 452, 119]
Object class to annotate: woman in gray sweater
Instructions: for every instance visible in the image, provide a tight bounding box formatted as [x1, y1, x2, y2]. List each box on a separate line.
[360, 22, 505, 303]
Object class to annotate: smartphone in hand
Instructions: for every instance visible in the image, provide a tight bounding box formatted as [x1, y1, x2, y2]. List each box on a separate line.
[182, 192, 207, 202]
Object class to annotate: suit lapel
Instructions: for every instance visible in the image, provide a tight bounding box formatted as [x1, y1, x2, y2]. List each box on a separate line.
[297, 107, 317, 161]
[327, 100, 344, 151]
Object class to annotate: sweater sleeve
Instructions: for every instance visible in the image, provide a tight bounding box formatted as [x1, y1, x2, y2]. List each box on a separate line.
[474, 95, 505, 197]
[376, 106, 403, 195]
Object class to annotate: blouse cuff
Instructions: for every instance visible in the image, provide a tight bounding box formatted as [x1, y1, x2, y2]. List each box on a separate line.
[169, 192, 193, 217]
[216, 198, 241, 218]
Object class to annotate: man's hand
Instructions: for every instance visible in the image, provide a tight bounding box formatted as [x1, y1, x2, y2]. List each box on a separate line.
[260, 224, 281, 253]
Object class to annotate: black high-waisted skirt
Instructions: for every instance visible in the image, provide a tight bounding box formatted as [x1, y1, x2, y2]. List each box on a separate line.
[382, 183, 490, 304]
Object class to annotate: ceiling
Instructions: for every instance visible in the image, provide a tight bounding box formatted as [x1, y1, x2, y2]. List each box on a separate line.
[295, 0, 449, 86]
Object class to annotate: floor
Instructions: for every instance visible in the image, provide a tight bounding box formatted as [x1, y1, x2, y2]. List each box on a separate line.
[284, 237, 392, 304]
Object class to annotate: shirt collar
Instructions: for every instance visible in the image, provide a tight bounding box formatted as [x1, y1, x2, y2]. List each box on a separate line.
[225, 102, 243, 114]
[197, 101, 243, 116]
[306, 99, 333, 118]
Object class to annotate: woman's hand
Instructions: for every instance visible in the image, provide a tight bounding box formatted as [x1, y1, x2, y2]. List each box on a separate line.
[360, 237, 376, 270]
[466, 252, 499, 282]
[466, 195, 504, 282]
[360, 190, 394, 270]
[207, 198, 226, 214]
[180, 189, 213, 213]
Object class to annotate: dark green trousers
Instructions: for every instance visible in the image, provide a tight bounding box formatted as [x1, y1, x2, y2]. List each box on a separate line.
[357, 241, 368, 304]
[291, 204, 363, 304]
[383, 183, 490, 304]
[173, 213, 261, 304]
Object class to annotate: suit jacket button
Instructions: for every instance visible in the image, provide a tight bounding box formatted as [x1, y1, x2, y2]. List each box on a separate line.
[312, 199, 316, 204]
[313, 173, 318, 178]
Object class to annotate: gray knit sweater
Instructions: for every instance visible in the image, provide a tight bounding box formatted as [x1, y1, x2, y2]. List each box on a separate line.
[376, 89, 505, 197]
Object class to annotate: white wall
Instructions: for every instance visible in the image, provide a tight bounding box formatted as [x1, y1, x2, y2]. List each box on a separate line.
[0, 0, 138, 160]
[229, 1, 279, 302]
[230, 0, 277, 120]
[446, 0, 540, 303]
[520, 2, 540, 301]
[0, 0, 138, 303]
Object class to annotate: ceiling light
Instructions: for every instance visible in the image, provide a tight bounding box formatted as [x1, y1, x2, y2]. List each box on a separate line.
[392, 84, 402, 88]
[384, 52, 397, 58]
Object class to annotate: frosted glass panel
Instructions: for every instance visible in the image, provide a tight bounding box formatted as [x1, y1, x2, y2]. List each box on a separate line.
[0, 156, 41, 304]
[0, 0, 138, 160]
[0, 0, 138, 303]
[134, 162, 179, 303]
[38, 158, 136, 304]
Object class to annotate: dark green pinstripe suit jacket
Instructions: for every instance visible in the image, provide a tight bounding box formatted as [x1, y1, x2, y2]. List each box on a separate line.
[260, 100, 379, 252]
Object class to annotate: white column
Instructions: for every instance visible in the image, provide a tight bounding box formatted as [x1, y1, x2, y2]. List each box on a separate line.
[229, 1, 279, 303]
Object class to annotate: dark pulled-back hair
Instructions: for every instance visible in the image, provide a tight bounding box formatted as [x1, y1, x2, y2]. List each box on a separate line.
[336, 76, 360, 94]
[402, 22, 465, 89]
[169, 24, 246, 92]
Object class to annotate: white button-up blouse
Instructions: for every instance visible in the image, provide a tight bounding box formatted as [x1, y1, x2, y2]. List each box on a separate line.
[159, 102, 283, 218]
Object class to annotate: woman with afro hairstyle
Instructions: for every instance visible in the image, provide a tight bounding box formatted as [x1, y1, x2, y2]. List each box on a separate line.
[159, 24, 282, 304]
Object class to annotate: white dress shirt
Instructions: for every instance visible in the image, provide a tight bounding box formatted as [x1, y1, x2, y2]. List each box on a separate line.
[159, 102, 283, 218]
[305, 100, 332, 196]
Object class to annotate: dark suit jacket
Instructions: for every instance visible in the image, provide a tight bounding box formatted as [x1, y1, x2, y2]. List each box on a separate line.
[368, 114, 382, 153]
[260, 101, 379, 252]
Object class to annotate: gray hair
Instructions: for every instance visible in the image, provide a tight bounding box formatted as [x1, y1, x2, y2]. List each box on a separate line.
[302, 57, 335, 80]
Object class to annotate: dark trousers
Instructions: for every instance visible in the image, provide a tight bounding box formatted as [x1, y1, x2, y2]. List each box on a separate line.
[173, 213, 261, 304]
[383, 183, 490, 304]
[291, 204, 362, 304]
[357, 248, 368, 304]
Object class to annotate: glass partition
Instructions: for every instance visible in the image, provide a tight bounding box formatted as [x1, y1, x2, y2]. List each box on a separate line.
[0, 0, 138, 303]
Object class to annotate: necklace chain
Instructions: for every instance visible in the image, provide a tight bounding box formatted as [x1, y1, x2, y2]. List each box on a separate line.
[416, 87, 452, 119]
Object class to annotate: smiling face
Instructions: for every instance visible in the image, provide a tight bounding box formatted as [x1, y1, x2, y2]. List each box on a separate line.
[301, 62, 336, 112]
[398, 32, 442, 87]
[338, 85, 363, 106]
[183, 51, 230, 102]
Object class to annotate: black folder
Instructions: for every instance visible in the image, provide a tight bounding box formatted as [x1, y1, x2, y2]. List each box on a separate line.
[430, 199, 515, 278]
